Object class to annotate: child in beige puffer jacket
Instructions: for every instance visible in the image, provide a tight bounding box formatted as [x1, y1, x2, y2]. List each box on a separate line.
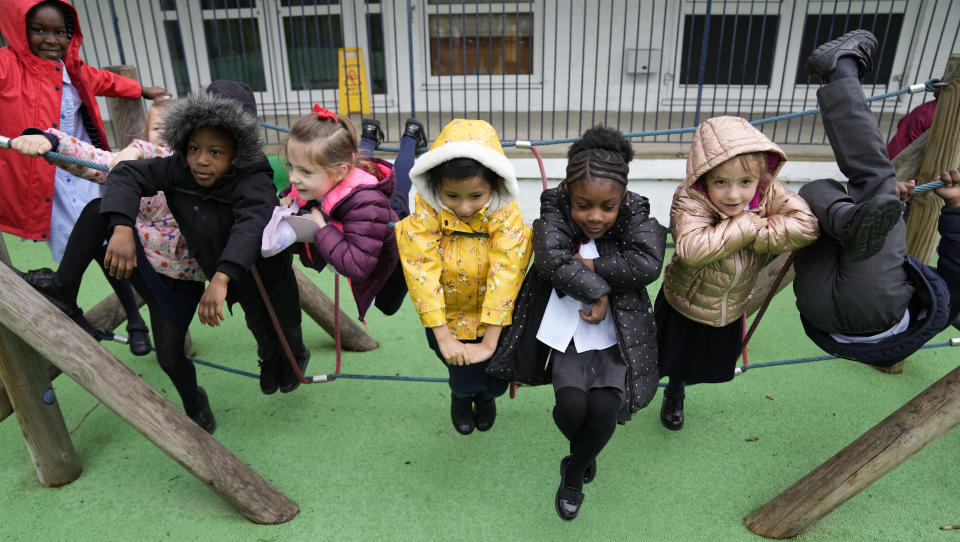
[655, 116, 819, 431]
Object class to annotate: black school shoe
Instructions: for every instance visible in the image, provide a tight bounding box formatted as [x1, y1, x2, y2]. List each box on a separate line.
[560, 455, 597, 484]
[660, 388, 685, 430]
[556, 457, 585, 521]
[805, 29, 877, 83]
[450, 395, 475, 435]
[19, 267, 105, 340]
[279, 350, 311, 393]
[259, 358, 280, 395]
[474, 396, 497, 431]
[190, 387, 216, 434]
[361, 118, 384, 148]
[126, 322, 152, 356]
[403, 118, 428, 150]
[837, 195, 903, 262]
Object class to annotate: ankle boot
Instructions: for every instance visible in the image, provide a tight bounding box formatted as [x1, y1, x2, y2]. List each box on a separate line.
[474, 396, 496, 431]
[450, 395, 475, 435]
[660, 388, 685, 430]
[274, 327, 310, 393]
[403, 118, 428, 149]
[189, 387, 216, 434]
[258, 358, 279, 395]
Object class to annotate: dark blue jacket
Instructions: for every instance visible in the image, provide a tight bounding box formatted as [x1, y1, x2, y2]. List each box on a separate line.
[801, 207, 960, 367]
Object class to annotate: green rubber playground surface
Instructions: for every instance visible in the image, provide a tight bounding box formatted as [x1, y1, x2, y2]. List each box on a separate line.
[2, 231, 960, 541]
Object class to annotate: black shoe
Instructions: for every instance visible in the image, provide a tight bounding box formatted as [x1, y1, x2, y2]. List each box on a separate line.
[361, 118, 384, 148]
[837, 195, 902, 262]
[20, 267, 105, 340]
[21, 267, 75, 314]
[561, 455, 597, 485]
[660, 388, 685, 431]
[189, 387, 216, 434]
[259, 358, 279, 395]
[279, 350, 310, 393]
[403, 118, 428, 149]
[474, 396, 496, 431]
[805, 29, 877, 83]
[556, 457, 585, 521]
[450, 395, 475, 435]
[126, 322, 152, 356]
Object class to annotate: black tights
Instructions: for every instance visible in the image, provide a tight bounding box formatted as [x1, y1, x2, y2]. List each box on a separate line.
[553, 386, 620, 490]
[148, 300, 201, 416]
[57, 199, 145, 330]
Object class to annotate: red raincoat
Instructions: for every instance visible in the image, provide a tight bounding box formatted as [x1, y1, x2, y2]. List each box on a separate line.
[0, 0, 143, 240]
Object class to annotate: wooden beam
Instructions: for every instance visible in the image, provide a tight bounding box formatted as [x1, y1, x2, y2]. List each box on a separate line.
[0, 264, 298, 524]
[295, 267, 378, 351]
[745, 362, 960, 538]
[104, 66, 146, 148]
[0, 326, 81, 487]
[904, 54, 960, 265]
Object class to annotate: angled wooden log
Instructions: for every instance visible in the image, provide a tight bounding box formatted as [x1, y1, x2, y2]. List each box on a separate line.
[0, 326, 81, 487]
[294, 267, 378, 351]
[0, 264, 298, 524]
[745, 361, 960, 538]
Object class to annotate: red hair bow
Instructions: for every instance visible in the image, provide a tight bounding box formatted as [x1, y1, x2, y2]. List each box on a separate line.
[312, 105, 338, 122]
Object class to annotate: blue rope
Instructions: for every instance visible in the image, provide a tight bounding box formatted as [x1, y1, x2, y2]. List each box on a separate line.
[102, 331, 957, 386]
[264, 80, 944, 151]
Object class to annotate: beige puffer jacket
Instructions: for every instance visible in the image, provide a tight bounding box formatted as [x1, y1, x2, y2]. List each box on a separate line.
[663, 116, 819, 327]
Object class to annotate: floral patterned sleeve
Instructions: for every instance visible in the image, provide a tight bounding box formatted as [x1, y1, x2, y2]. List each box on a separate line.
[395, 194, 446, 328]
[481, 202, 532, 326]
[44, 128, 114, 183]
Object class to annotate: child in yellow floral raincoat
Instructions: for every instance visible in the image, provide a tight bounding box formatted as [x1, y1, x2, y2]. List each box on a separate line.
[396, 119, 531, 435]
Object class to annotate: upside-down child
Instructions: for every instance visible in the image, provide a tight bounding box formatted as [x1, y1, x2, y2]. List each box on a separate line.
[656, 116, 819, 431]
[261, 109, 426, 322]
[793, 29, 960, 367]
[0, 0, 167, 260]
[100, 81, 311, 396]
[10, 98, 219, 432]
[395, 119, 531, 435]
[489, 126, 666, 521]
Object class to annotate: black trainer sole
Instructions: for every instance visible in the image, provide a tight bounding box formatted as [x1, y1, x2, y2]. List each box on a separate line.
[844, 198, 902, 262]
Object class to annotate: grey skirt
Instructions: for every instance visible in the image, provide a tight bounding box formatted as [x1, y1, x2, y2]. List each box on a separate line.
[551, 341, 626, 401]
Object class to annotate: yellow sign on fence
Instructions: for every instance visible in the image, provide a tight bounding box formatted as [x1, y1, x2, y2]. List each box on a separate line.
[338, 47, 371, 116]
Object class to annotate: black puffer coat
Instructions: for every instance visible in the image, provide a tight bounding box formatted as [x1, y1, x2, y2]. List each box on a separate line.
[489, 186, 666, 421]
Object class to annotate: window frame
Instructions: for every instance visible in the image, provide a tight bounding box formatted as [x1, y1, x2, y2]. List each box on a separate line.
[417, 0, 542, 91]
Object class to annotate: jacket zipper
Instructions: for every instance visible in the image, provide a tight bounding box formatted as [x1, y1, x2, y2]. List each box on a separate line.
[720, 251, 743, 324]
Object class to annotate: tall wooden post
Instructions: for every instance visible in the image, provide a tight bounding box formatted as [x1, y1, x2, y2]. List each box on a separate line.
[0, 327, 82, 486]
[104, 65, 147, 148]
[745, 362, 960, 538]
[294, 267, 378, 351]
[904, 55, 960, 264]
[0, 264, 298, 524]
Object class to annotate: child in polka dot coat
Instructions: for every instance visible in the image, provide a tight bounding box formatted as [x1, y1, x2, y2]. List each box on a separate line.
[490, 125, 666, 521]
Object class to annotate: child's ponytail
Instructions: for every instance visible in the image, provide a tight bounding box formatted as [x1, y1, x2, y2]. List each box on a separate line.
[285, 106, 380, 180]
[564, 125, 632, 189]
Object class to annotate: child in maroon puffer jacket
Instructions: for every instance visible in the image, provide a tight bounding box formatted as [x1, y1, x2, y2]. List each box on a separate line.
[272, 106, 408, 322]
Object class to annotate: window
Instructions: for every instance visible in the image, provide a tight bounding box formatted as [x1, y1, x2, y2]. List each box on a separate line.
[794, 13, 904, 86]
[203, 18, 267, 91]
[426, 1, 534, 77]
[679, 14, 779, 85]
[283, 15, 343, 90]
[279, 2, 387, 94]
[163, 21, 190, 95]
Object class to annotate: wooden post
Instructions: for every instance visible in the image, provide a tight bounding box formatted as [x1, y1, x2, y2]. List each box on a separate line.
[104, 65, 146, 148]
[745, 362, 960, 539]
[0, 235, 10, 268]
[295, 267, 378, 351]
[0, 326, 82, 486]
[904, 54, 960, 265]
[0, 264, 298, 524]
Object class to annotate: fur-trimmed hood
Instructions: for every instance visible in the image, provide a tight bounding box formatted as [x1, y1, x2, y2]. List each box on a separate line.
[162, 84, 263, 172]
[408, 119, 519, 213]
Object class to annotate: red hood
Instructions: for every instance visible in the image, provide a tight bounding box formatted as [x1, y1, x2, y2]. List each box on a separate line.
[1, 0, 84, 67]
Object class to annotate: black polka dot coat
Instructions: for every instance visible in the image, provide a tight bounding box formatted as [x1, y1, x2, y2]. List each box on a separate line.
[489, 185, 667, 421]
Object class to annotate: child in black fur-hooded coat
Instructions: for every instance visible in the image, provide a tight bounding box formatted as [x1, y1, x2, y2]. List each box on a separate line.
[100, 81, 310, 395]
